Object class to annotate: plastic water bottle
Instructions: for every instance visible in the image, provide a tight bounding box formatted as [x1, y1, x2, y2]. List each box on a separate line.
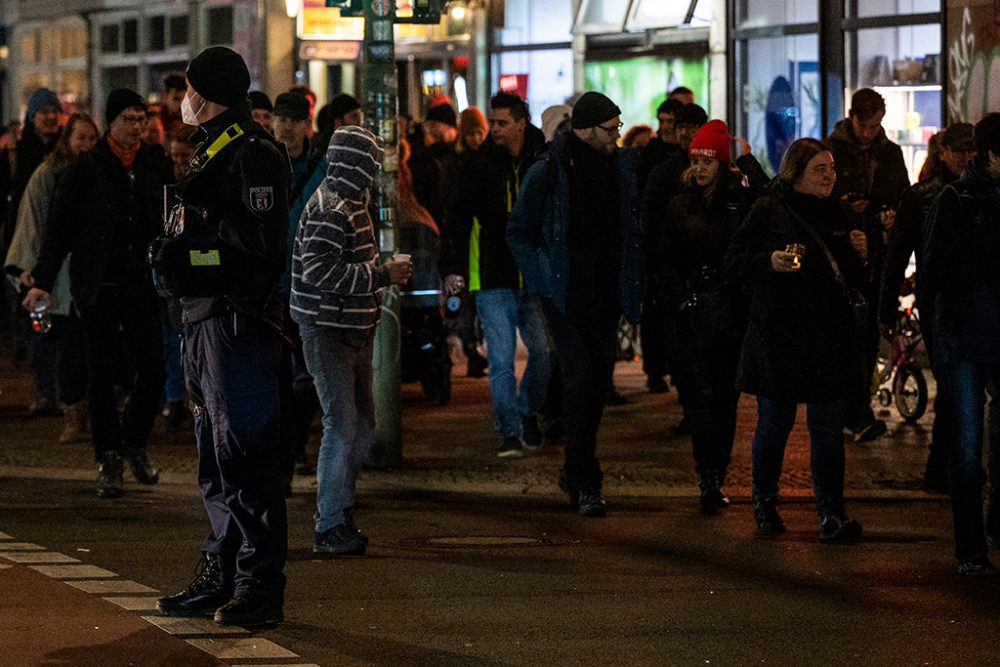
[30, 301, 51, 334]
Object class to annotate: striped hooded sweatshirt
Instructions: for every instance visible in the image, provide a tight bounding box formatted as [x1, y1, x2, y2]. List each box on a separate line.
[290, 126, 389, 343]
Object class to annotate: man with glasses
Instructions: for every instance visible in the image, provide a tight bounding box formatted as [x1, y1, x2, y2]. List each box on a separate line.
[507, 91, 644, 517]
[879, 122, 976, 494]
[23, 89, 172, 498]
[443, 91, 550, 458]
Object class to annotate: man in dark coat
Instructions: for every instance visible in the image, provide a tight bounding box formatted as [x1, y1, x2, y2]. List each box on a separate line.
[827, 87, 910, 441]
[879, 122, 976, 493]
[508, 92, 644, 517]
[922, 112, 1000, 576]
[24, 89, 171, 499]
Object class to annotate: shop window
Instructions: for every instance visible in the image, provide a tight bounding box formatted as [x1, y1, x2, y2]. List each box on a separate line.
[207, 6, 234, 45]
[59, 26, 86, 60]
[738, 0, 817, 27]
[100, 24, 120, 54]
[855, 0, 939, 18]
[584, 55, 709, 129]
[169, 16, 189, 47]
[149, 16, 166, 51]
[494, 49, 574, 126]
[123, 19, 138, 54]
[575, 0, 630, 34]
[735, 33, 821, 175]
[19, 31, 40, 64]
[499, 0, 573, 45]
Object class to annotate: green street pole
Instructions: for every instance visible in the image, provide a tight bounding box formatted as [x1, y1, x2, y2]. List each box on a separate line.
[364, 0, 402, 468]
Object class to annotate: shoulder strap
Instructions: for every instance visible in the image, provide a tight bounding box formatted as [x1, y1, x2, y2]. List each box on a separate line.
[290, 150, 325, 203]
[783, 201, 850, 290]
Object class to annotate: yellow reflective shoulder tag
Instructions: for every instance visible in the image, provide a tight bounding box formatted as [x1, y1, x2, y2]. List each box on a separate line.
[189, 249, 221, 266]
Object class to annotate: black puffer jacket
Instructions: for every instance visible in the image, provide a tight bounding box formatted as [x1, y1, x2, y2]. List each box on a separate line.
[724, 180, 865, 402]
[32, 135, 172, 310]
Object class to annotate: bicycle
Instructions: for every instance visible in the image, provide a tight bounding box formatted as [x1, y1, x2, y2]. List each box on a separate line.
[874, 306, 928, 423]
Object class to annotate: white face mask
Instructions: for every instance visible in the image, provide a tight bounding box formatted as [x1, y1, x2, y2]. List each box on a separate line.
[181, 94, 205, 125]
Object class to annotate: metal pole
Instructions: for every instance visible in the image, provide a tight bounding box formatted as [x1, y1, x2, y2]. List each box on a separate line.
[364, 0, 402, 468]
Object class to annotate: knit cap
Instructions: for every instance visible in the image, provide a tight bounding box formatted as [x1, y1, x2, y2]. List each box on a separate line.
[105, 89, 146, 127]
[327, 93, 361, 121]
[326, 126, 384, 198]
[26, 88, 61, 121]
[688, 119, 731, 164]
[186, 46, 250, 108]
[248, 91, 273, 112]
[571, 92, 621, 129]
[675, 103, 708, 127]
[426, 103, 457, 128]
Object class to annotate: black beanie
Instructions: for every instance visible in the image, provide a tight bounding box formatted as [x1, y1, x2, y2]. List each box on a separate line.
[675, 103, 708, 127]
[186, 46, 251, 108]
[656, 98, 685, 117]
[273, 92, 310, 120]
[248, 91, 273, 112]
[425, 103, 457, 128]
[328, 93, 361, 121]
[571, 92, 621, 129]
[105, 89, 146, 127]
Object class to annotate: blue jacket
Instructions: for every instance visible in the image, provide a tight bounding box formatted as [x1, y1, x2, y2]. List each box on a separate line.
[506, 133, 644, 323]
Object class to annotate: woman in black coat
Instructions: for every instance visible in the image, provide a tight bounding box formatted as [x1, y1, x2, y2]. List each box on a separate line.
[724, 137, 869, 541]
[652, 120, 765, 515]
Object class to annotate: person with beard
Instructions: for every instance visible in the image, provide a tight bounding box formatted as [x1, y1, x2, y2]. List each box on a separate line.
[507, 92, 644, 516]
[826, 88, 910, 443]
[922, 113, 1000, 575]
[724, 138, 869, 541]
[878, 122, 976, 494]
[23, 90, 171, 499]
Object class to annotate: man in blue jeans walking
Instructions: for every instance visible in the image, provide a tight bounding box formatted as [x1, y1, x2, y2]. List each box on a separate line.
[923, 112, 1000, 576]
[442, 92, 550, 458]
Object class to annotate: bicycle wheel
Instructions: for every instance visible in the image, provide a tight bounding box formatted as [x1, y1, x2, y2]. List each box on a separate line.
[894, 364, 928, 423]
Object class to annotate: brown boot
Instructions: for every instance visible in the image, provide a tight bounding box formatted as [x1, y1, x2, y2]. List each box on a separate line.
[59, 401, 90, 444]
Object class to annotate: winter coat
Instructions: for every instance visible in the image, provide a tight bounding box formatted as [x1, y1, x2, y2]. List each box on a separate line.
[506, 132, 644, 324]
[724, 180, 865, 403]
[281, 138, 327, 300]
[174, 108, 290, 324]
[653, 169, 762, 347]
[442, 126, 545, 291]
[922, 159, 1000, 368]
[32, 135, 172, 311]
[3, 160, 73, 315]
[290, 126, 390, 345]
[0, 125, 60, 251]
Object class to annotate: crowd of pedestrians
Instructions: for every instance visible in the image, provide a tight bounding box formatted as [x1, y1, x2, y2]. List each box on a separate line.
[3, 45, 1000, 629]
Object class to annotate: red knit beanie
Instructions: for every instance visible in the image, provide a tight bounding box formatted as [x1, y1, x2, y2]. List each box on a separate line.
[688, 119, 731, 164]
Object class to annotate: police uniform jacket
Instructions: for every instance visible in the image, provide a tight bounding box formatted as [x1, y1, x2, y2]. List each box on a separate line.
[177, 107, 290, 324]
[32, 134, 171, 310]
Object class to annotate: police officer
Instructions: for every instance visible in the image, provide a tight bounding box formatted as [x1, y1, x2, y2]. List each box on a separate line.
[156, 47, 290, 628]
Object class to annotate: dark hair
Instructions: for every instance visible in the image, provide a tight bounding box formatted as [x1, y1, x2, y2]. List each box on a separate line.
[849, 88, 886, 121]
[490, 92, 529, 122]
[657, 98, 685, 117]
[778, 137, 830, 184]
[669, 86, 694, 99]
[162, 73, 187, 92]
[973, 112, 1000, 160]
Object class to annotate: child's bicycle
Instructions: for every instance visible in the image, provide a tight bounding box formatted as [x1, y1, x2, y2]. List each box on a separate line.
[874, 305, 928, 423]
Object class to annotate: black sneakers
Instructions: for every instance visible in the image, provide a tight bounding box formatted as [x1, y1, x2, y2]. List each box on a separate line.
[818, 512, 863, 543]
[96, 452, 124, 499]
[753, 497, 786, 537]
[496, 435, 525, 459]
[521, 416, 543, 452]
[697, 470, 730, 516]
[314, 524, 367, 556]
[124, 448, 159, 485]
[157, 554, 234, 617]
[957, 556, 997, 577]
[577, 489, 607, 518]
[214, 594, 284, 628]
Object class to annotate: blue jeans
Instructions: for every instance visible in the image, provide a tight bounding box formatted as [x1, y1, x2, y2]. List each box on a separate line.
[300, 324, 374, 534]
[751, 396, 848, 516]
[475, 289, 551, 438]
[939, 358, 1000, 562]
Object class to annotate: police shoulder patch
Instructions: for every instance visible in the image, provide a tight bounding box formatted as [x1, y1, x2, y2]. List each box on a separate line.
[249, 186, 274, 211]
